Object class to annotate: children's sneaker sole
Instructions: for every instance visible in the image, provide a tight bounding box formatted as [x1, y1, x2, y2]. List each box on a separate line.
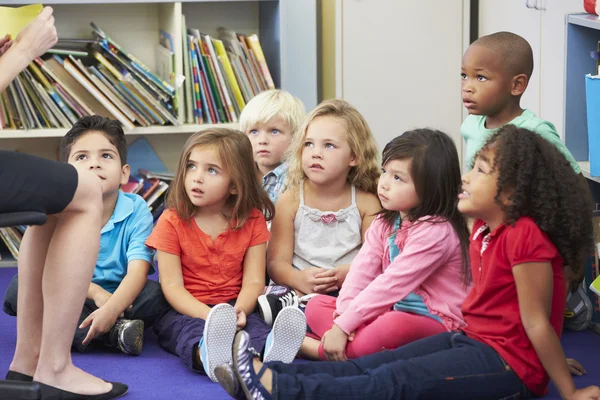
[263, 306, 306, 364]
[202, 304, 237, 382]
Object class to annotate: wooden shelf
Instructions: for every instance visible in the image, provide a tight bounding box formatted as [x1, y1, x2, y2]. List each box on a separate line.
[0, 123, 239, 139]
[579, 161, 600, 183]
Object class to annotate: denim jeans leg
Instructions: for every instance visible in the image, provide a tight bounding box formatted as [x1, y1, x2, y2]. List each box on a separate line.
[268, 332, 455, 377]
[127, 279, 170, 327]
[274, 333, 529, 400]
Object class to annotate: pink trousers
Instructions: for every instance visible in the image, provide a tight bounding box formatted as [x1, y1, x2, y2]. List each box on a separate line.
[305, 294, 446, 359]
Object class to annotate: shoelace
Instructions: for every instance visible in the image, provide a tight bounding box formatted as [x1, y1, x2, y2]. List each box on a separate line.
[278, 291, 297, 307]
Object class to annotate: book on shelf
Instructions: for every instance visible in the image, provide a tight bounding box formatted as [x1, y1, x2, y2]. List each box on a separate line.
[0, 17, 276, 132]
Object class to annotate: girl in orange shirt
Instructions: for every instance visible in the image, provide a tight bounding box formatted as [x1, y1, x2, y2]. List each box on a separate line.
[146, 128, 306, 383]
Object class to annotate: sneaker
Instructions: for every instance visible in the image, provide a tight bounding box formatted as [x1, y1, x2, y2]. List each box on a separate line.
[263, 306, 306, 363]
[564, 284, 593, 331]
[231, 331, 270, 400]
[199, 303, 237, 382]
[591, 276, 600, 297]
[257, 287, 299, 326]
[103, 318, 144, 356]
[215, 363, 243, 399]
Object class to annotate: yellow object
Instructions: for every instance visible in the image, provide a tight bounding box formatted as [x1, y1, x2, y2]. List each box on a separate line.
[0, 4, 43, 39]
[214, 39, 245, 110]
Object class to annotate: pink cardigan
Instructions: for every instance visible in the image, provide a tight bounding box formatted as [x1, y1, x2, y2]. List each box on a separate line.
[335, 215, 470, 335]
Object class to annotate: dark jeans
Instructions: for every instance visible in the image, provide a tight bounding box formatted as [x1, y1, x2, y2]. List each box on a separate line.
[3, 275, 170, 352]
[153, 302, 271, 373]
[266, 332, 532, 400]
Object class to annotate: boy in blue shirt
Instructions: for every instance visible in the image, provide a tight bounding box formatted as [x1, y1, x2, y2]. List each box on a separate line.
[460, 31, 593, 331]
[3, 115, 169, 356]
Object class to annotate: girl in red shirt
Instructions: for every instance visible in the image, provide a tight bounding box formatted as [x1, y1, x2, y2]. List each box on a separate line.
[218, 125, 600, 400]
[146, 128, 306, 383]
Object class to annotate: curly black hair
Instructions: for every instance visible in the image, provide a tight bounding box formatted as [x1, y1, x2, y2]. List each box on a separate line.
[481, 125, 593, 272]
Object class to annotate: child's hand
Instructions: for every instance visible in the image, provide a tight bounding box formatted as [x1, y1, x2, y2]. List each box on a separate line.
[321, 324, 349, 361]
[567, 358, 587, 376]
[566, 386, 600, 400]
[92, 288, 112, 309]
[314, 266, 349, 292]
[234, 305, 246, 330]
[298, 267, 338, 295]
[79, 306, 120, 345]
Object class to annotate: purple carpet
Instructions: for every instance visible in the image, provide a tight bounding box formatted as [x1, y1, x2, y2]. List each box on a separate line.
[0, 267, 598, 399]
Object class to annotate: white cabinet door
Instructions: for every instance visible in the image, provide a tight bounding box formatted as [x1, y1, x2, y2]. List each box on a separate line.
[539, 0, 584, 139]
[339, 0, 466, 151]
[478, 0, 542, 115]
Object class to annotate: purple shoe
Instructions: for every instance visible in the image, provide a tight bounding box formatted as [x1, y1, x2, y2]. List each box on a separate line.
[231, 331, 272, 400]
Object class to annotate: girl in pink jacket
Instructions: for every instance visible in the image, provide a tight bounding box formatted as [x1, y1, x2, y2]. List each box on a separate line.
[301, 128, 471, 360]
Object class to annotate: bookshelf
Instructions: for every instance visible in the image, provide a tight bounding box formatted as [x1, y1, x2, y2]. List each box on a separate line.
[0, 0, 317, 267]
[565, 13, 600, 167]
[0, 0, 317, 157]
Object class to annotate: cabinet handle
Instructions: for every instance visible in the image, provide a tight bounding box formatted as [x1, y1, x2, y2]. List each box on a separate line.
[525, 0, 546, 10]
[534, 0, 546, 10]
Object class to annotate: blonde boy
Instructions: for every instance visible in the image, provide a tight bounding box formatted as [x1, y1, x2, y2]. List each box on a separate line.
[240, 89, 306, 204]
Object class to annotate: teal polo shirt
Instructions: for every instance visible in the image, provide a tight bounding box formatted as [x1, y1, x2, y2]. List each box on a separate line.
[92, 191, 155, 293]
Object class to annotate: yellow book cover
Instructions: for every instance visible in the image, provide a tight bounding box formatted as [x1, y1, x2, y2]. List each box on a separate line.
[28, 62, 52, 89]
[0, 4, 43, 39]
[245, 34, 275, 90]
[214, 40, 245, 111]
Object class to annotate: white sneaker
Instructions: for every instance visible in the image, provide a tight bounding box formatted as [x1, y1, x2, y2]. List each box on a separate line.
[199, 303, 237, 382]
[263, 306, 306, 363]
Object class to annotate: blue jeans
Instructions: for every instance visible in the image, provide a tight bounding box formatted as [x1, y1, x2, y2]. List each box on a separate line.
[266, 332, 532, 400]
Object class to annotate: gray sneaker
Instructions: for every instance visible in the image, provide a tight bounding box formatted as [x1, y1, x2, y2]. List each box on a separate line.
[564, 284, 593, 331]
[103, 318, 144, 355]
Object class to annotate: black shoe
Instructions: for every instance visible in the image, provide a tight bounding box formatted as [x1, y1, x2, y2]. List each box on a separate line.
[257, 286, 298, 326]
[5, 370, 33, 381]
[103, 318, 144, 356]
[37, 381, 128, 400]
[564, 285, 593, 331]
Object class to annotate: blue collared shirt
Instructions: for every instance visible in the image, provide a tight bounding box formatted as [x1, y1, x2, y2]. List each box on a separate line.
[92, 191, 155, 293]
[262, 162, 288, 204]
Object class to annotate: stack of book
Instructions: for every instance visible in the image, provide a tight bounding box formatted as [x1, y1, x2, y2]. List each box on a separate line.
[123, 169, 174, 223]
[0, 22, 177, 131]
[0, 20, 275, 131]
[182, 15, 275, 125]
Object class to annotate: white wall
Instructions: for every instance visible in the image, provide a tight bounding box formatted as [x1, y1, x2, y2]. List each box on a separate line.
[335, 0, 469, 157]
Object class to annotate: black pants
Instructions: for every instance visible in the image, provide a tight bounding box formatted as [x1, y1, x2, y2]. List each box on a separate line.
[3, 275, 171, 352]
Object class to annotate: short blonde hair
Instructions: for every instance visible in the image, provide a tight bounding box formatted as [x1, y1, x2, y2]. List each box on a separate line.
[239, 89, 306, 137]
[286, 99, 381, 195]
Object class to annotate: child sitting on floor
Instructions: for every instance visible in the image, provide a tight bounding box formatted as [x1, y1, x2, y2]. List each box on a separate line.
[4, 115, 170, 356]
[259, 99, 381, 325]
[301, 129, 471, 361]
[146, 128, 306, 383]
